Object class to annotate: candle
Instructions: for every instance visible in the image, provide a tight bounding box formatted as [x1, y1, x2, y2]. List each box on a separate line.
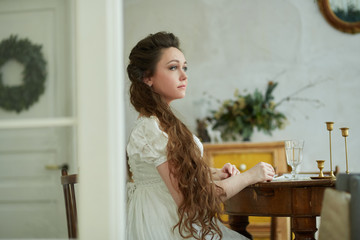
[340, 127, 349, 174]
[325, 122, 336, 179]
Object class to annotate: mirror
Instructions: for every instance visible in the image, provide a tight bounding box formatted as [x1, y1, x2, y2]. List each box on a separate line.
[318, 0, 360, 34]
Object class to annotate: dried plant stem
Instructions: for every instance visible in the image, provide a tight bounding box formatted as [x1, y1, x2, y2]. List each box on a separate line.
[275, 78, 330, 107]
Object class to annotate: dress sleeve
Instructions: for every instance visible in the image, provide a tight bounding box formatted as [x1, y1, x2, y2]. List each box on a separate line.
[128, 117, 168, 167]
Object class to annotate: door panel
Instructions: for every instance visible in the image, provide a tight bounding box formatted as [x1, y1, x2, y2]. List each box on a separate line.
[0, 128, 75, 238]
[0, 0, 74, 238]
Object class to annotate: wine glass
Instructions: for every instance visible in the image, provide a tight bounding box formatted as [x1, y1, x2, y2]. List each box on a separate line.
[285, 140, 304, 179]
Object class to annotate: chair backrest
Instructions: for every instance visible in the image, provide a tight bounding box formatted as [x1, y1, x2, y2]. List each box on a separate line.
[319, 173, 360, 240]
[336, 173, 360, 240]
[61, 168, 78, 239]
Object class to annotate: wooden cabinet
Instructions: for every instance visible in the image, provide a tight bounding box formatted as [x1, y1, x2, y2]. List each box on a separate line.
[203, 141, 290, 240]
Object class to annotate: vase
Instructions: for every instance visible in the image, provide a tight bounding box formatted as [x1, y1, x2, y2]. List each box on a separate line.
[243, 137, 251, 142]
[239, 129, 252, 142]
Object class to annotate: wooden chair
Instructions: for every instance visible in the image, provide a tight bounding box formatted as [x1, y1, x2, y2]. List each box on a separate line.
[319, 173, 360, 240]
[61, 168, 78, 239]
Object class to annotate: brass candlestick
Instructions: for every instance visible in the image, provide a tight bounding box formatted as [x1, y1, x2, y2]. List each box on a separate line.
[340, 127, 349, 174]
[316, 160, 325, 177]
[310, 160, 333, 179]
[325, 122, 336, 179]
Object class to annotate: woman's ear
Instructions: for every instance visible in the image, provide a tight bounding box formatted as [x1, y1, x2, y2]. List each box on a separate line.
[143, 77, 153, 87]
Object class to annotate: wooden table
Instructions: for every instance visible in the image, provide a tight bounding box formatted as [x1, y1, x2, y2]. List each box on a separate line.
[224, 179, 335, 240]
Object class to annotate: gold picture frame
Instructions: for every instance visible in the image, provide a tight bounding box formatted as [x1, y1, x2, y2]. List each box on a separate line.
[318, 0, 360, 34]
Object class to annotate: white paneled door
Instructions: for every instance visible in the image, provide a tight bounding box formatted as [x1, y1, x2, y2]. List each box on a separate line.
[0, 0, 75, 238]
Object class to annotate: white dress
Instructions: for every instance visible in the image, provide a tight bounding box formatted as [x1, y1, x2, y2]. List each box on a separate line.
[126, 116, 248, 240]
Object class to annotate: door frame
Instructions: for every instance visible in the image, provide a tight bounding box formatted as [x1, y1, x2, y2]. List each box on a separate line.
[76, 0, 126, 240]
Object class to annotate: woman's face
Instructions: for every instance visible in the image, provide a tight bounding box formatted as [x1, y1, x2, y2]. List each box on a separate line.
[144, 47, 188, 104]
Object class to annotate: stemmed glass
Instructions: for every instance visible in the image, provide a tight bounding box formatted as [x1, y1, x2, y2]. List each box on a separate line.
[285, 140, 304, 179]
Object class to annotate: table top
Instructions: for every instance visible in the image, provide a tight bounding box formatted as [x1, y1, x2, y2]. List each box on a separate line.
[249, 178, 335, 188]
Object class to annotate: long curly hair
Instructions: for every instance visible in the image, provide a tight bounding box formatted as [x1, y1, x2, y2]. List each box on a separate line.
[127, 32, 225, 239]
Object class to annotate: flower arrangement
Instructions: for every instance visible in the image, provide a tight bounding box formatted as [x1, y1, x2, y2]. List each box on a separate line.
[208, 81, 286, 141]
[197, 77, 326, 142]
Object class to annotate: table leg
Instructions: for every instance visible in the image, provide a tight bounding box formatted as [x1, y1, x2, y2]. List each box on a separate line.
[291, 217, 317, 240]
[228, 215, 252, 239]
[270, 217, 276, 240]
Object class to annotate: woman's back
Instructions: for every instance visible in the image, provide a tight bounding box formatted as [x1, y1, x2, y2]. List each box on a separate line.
[127, 116, 181, 239]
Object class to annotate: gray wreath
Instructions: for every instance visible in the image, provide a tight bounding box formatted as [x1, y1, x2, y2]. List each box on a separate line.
[0, 35, 47, 113]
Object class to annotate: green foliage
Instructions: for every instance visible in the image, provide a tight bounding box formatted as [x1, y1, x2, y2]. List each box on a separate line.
[209, 82, 287, 141]
[0, 35, 47, 113]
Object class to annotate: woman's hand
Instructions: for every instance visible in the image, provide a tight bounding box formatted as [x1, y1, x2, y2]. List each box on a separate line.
[246, 162, 275, 184]
[218, 163, 240, 180]
[214, 161, 275, 201]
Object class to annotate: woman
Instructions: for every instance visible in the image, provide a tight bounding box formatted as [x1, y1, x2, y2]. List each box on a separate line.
[126, 31, 275, 240]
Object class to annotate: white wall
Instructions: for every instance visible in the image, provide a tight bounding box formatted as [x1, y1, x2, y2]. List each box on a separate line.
[124, 0, 360, 173]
